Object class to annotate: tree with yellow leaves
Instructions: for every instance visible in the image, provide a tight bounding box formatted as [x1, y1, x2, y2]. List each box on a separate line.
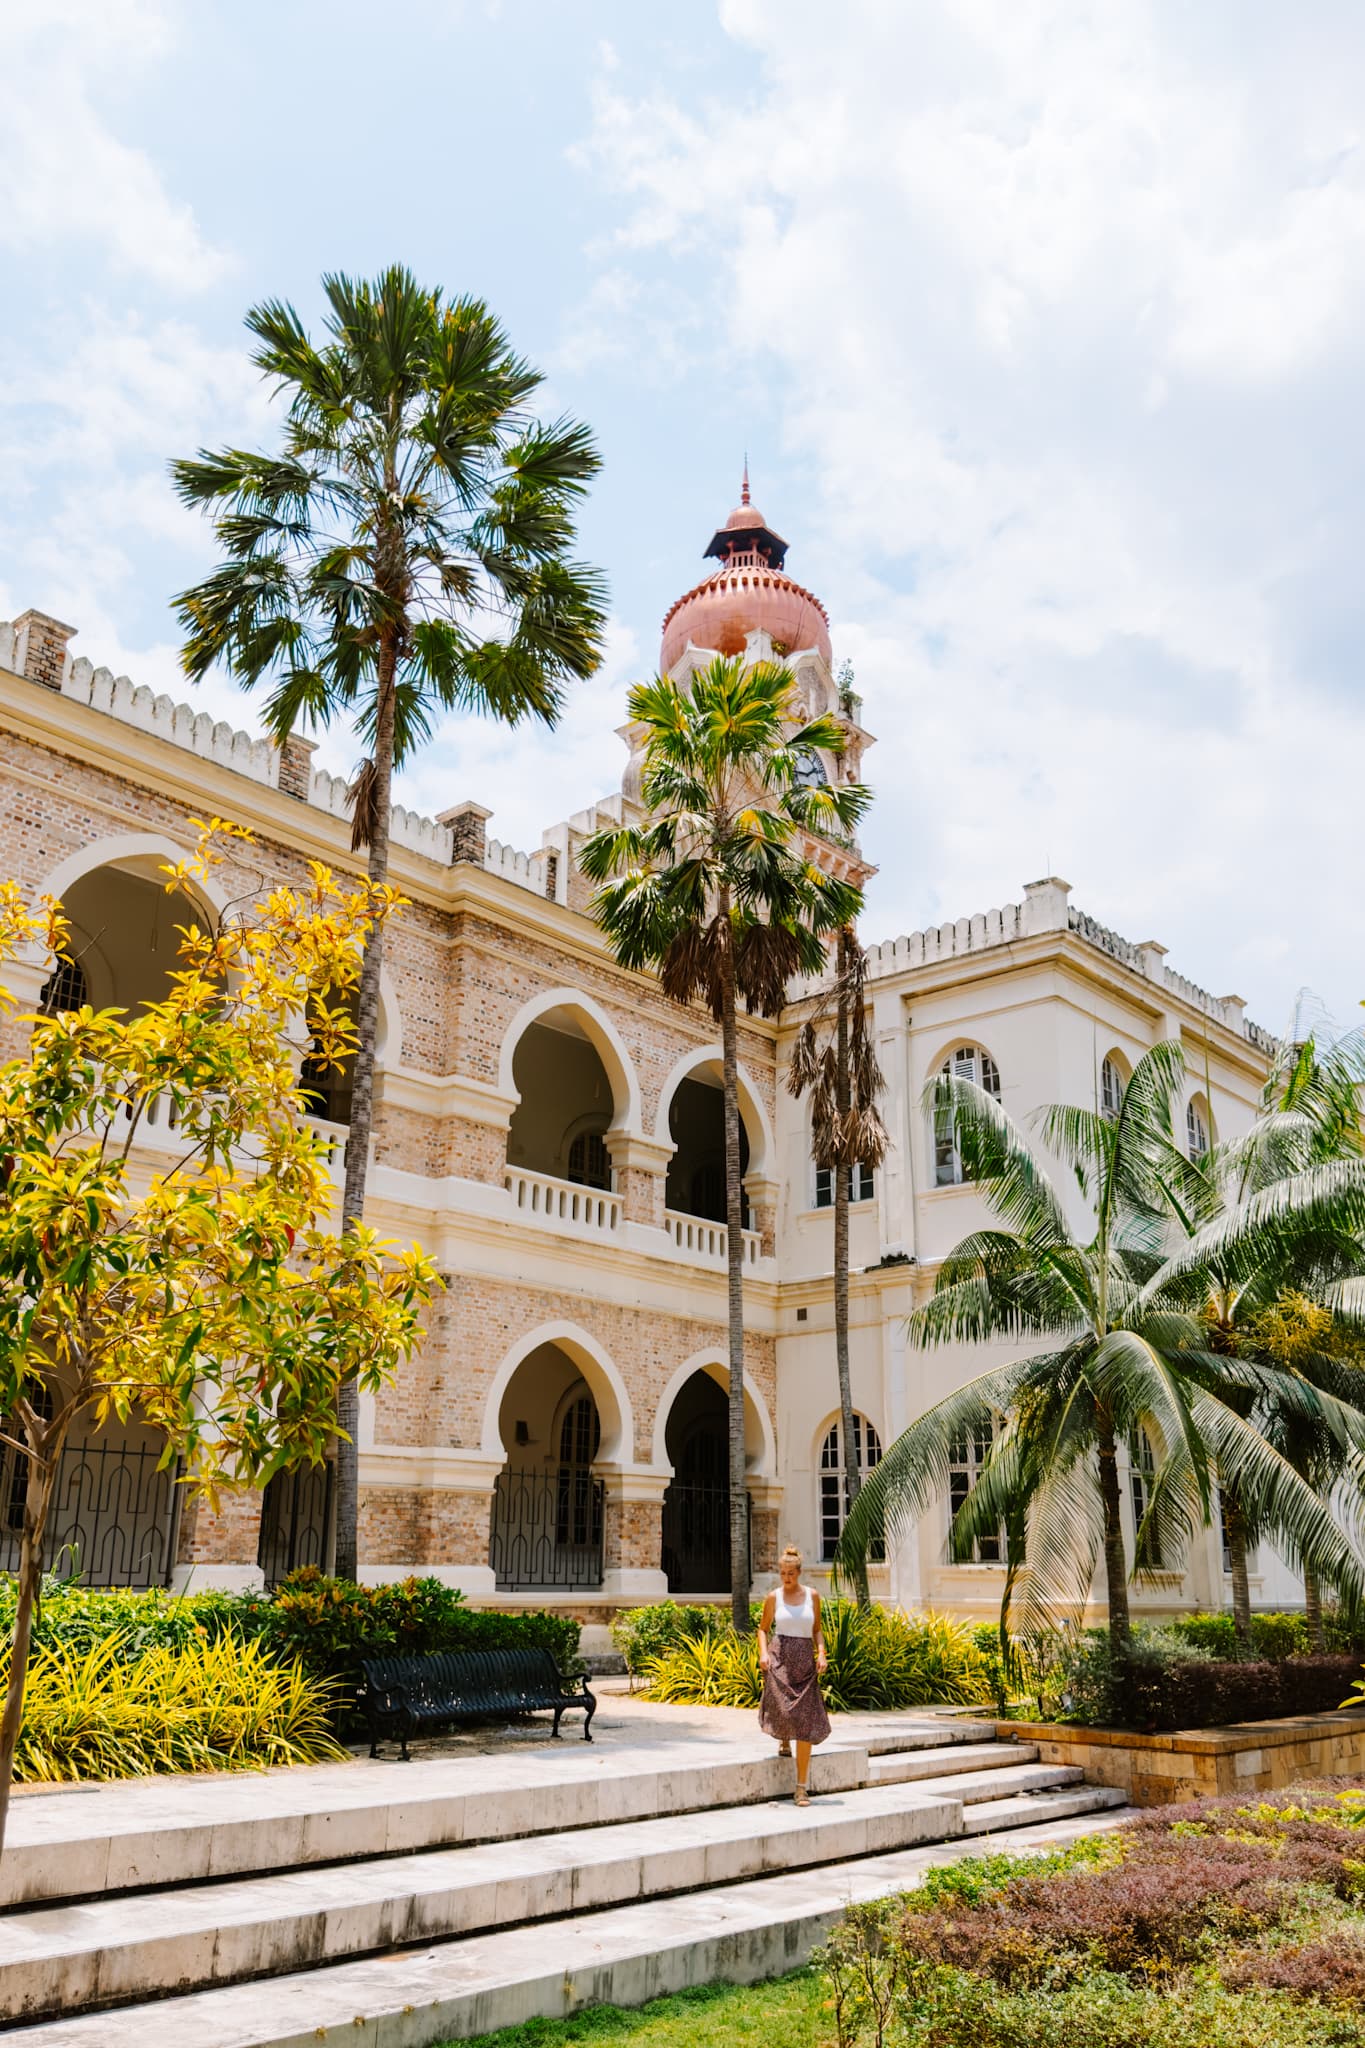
[0, 824, 439, 1856]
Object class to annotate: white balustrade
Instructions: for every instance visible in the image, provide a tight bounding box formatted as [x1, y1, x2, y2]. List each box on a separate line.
[505, 1167, 622, 1236]
[665, 1210, 762, 1267]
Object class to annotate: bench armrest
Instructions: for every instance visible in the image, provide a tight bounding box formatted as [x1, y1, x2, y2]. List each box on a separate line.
[364, 1679, 411, 1718]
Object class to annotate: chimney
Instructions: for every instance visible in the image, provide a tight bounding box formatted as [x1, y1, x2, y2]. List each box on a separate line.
[1021, 875, 1073, 937]
[13, 610, 77, 692]
[438, 800, 492, 865]
[277, 734, 318, 800]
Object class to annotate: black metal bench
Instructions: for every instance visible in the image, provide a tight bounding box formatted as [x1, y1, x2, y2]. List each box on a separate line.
[358, 1647, 596, 1759]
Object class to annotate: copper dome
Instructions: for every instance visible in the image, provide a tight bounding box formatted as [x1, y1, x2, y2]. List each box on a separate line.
[661, 474, 829, 671]
[661, 560, 832, 673]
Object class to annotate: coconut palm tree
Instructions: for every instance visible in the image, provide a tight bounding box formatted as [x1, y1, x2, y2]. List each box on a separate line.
[580, 654, 867, 1628]
[837, 1043, 1365, 1653]
[788, 923, 888, 1603]
[1137, 1032, 1365, 1642]
[172, 270, 607, 1575]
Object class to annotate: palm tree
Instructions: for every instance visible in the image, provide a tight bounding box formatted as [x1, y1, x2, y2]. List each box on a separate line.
[788, 924, 888, 1603]
[1138, 1033, 1365, 1642]
[172, 270, 607, 1575]
[580, 655, 867, 1628]
[837, 1044, 1365, 1654]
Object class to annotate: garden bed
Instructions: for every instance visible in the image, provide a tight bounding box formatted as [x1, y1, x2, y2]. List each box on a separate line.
[1000, 1709, 1365, 1805]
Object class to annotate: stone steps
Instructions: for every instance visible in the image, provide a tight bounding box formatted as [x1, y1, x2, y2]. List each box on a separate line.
[0, 1740, 872, 1909]
[10, 1804, 1134, 2048]
[0, 1779, 965, 2023]
[1, 1726, 1130, 2045]
[962, 1783, 1129, 1835]
[868, 1739, 1040, 1783]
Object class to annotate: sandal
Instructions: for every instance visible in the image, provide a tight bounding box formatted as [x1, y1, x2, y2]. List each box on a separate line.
[777, 1743, 792, 1759]
[794, 1785, 811, 1807]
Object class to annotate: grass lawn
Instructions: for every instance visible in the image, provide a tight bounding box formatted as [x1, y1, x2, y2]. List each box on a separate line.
[449, 1972, 827, 2047]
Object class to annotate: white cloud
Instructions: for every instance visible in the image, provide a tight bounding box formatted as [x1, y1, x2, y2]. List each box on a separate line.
[0, 3, 227, 289]
[573, 0, 1365, 1030]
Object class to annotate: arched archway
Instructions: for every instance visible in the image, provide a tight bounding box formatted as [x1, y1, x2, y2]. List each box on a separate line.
[481, 1321, 632, 1466]
[34, 853, 215, 1021]
[654, 1355, 777, 1595]
[653, 1048, 773, 1183]
[500, 993, 643, 1189]
[482, 1324, 633, 1594]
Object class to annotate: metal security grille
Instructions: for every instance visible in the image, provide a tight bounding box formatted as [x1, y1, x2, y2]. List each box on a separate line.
[661, 1483, 750, 1595]
[0, 1436, 179, 1588]
[258, 1462, 335, 1587]
[490, 1467, 605, 1590]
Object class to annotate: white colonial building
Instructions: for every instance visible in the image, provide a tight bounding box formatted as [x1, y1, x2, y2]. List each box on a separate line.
[0, 483, 1298, 1635]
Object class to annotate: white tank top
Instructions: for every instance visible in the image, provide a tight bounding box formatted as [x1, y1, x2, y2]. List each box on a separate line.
[772, 1585, 815, 1638]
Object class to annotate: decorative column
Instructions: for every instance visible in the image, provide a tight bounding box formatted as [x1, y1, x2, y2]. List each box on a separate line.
[596, 1465, 670, 1601]
[172, 1487, 265, 1593]
[0, 957, 46, 1058]
[606, 1133, 673, 1230]
[746, 1477, 785, 1583]
[742, 1173, 780, 1258]
[878, 1272, 922, 1612]
[356, 1446, 502, 1593]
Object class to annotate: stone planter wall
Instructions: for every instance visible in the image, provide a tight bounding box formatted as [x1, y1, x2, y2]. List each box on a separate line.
[1000, 1709, 1365, 1806]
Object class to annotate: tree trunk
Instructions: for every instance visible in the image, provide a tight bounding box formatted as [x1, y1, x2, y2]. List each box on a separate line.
[1223, 1483, 1253, 1648]
[333, 650, 398, 1583]
[718, 900, 750, 1634]
[1303, 1563, 1325, 1653]
[0, 1423, 60, 1862]
[1096, 1418, 1131, 1659]
[833, 928, 868, 1607]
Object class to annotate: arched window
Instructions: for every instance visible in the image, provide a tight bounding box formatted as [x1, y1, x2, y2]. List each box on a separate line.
[1127, 1426, 1162, 1568]
[39, 954, 88, 1017]
[814, 1161, 875, 1208]
[1101, 1055, 1125, 1123]
[819, 1414, 884, 1561]
[934, 1046, 1001, 1186]
[948, 1420, 1005, 1562]
[1186, 1095, 1210, 1161]
[567, 1130, 612, 1190]
[556, 1392, 602, 1550]
[558, 1393, 600, 1469]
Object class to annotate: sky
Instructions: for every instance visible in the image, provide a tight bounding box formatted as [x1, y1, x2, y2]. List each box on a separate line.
[2, 0, 1362, 1035]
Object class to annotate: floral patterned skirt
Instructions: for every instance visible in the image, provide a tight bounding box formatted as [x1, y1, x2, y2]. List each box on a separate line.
[759, 1634, 831, 1745]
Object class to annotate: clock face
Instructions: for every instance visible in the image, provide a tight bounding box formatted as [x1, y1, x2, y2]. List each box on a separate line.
[794, 750, 826, 788]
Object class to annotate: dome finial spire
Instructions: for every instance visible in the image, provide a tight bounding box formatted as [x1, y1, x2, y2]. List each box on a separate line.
[741, 454, 750, 507]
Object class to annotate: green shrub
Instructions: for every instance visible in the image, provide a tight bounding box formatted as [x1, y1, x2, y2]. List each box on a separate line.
[1, 1569, 582, 1737]
[611, 1599, 730, 1675]
[3, 1632, 346, 1780]
[251, 1568, 581, 1710]
[0, 1577, 257, 1661]
[640, 1601, 992, 1711]
[817, 1785, 1365, 2047]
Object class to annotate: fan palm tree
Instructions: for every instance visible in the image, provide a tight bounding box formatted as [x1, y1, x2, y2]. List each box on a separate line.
[788, 923, 888, 1603]
[1137, 1032, 1365, 1642]
[837, 1043, 1365, 1654]
[172, 269, 607, 1575]
[580, 655, 867, 1627]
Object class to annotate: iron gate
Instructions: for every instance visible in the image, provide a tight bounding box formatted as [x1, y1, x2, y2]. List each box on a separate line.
[660, 1482, 750, 1595]
[0, 1436, 179, 1588]
[257, 1462, 335, 1587]
[489, 1467, 605, 1590]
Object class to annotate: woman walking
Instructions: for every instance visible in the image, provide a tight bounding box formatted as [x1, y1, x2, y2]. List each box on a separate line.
[758, 1545, 830, 1804]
